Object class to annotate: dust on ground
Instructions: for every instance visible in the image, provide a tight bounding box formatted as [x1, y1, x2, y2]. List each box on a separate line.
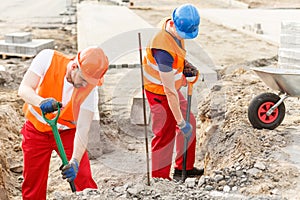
[0, 0, 300, 199]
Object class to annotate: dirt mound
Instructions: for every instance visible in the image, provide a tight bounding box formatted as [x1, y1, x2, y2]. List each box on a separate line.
[197, 61, 300, 196]
[0, 89, 24, 199]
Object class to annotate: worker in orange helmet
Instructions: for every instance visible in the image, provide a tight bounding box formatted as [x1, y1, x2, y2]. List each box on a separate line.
[143, 4, 203, 180]
[18, 46, 108, 199]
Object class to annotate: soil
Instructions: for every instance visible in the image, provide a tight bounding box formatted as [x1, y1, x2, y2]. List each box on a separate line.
[0, 0, 300, 199]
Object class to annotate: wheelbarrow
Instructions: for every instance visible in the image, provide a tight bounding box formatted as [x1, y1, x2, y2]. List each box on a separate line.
[248, 67, 300, 130]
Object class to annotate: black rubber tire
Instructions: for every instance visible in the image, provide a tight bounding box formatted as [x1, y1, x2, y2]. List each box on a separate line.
[248, 93, 285, 130]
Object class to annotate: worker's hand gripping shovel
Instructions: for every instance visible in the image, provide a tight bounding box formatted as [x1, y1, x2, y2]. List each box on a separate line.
[182, 72, 199, 181]
[42, 103, 76, 193]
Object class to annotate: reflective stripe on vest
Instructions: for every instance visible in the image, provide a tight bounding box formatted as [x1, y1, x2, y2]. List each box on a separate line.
[28, 105, 70, 130]
[144, 57, 183, 85]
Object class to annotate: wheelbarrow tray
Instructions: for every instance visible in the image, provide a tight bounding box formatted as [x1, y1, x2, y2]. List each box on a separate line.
[252, 67, 300, 97]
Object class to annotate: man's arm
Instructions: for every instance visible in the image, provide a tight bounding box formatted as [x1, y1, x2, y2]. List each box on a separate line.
[71, 107, 94, 162]
[160, 71, 184, 125]
[18, 49, 55, 107]
[154, 49, 192, 137]
[153, 49, 184, 125]
[18, 70, 44, 106]
[60, 106, 94, 182]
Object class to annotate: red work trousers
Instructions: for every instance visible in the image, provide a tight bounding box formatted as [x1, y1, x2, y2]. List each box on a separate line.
[145, 90, 196, 179]
[21, 121, 97, 200]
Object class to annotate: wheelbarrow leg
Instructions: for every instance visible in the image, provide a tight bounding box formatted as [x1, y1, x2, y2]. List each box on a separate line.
[266, 93, 288, 116]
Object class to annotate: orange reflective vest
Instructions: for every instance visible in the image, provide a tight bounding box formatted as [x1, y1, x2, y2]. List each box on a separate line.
[23, 51, 77, 132]
[143, 18, 186, 95]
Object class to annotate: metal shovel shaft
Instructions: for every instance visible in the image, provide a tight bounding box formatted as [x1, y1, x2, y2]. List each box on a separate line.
[182, 86, 192, 181]
[182, 73, 199, 181]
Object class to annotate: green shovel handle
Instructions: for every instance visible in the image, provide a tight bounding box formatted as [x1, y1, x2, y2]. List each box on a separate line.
[41, 103, 76, 192]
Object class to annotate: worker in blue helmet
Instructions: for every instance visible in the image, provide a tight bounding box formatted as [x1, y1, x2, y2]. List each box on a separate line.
[143, 3, 203, 181]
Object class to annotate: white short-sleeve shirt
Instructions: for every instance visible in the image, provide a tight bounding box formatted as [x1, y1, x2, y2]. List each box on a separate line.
[29, 49, 98, 113]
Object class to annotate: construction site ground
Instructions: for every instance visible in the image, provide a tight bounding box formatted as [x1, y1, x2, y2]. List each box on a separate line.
[0, 0, 300, 199]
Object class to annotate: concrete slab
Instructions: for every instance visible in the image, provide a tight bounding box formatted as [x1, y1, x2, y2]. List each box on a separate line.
[198, 9, 300, 46]
[77, 2, 152, 51]
[77, 3, 218, 79]
[130, 91, 150, 125]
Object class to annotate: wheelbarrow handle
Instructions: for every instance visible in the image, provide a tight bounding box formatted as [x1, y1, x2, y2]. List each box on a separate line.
[42, 103, 76, 193]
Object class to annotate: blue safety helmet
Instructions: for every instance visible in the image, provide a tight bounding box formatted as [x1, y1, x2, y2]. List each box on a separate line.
[172, 4, 200, 39]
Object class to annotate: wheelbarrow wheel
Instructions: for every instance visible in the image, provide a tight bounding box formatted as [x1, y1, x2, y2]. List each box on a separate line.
[248, 92, 285, 130]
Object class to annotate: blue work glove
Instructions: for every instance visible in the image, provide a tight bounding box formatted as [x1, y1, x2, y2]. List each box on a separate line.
[60, 158, 79, 182]
[178, 121, 193, 141]
[39, 98, 62, 114]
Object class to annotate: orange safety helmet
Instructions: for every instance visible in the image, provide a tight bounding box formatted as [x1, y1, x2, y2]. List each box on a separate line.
[72, 46, 109, 121]
[76, 46, 109, 86]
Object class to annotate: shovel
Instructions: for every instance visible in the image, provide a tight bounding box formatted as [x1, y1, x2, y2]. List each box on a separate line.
[42, 103, 76, 192]
[182, 72, 199, 181]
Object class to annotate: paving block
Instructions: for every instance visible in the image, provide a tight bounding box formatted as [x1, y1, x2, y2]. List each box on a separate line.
[5, 32, 32, 44]
[130, 92, 150, 125]
[279, 21, 300, 69]
[278, 61, 300, 69]
[0, 45, 7, 52]
[281, 21, 300, 35]
[279, 48, 300, 60]
[280, 34, 300, 46]
[278, 56, 300, 68]
[0, 39, 54, 58]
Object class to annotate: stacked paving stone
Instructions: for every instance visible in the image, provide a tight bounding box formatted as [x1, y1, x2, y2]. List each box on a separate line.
[0, 32, 54, 59]
[278, 21, 300, 69]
